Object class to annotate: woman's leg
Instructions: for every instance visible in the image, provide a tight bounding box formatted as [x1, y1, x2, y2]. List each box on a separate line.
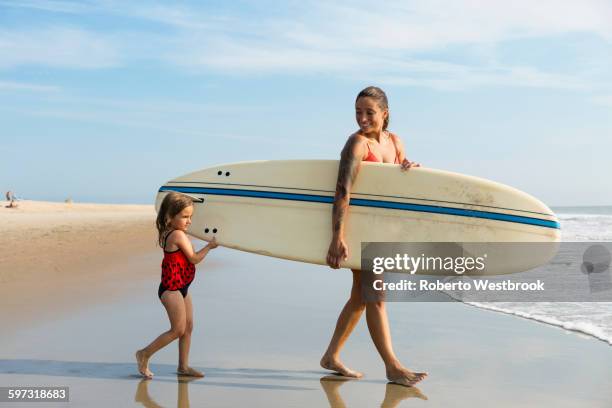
[365, 298, 427, 386]
[177, 293, 204, 377]
[320, 269, 366, 377]
[136, 291, 187, 378]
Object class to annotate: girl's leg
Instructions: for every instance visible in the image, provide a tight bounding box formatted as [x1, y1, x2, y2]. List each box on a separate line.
[365, 299, 427, 386]
[177, 293, 204, 377]
[136, 291, 187, 378]
[320, 269, 366, 378]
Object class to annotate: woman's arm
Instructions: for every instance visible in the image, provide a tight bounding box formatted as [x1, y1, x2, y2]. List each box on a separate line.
[326, 134, 365, 269]
[174, 232, 218, 264]
[392, 133, 421, 171]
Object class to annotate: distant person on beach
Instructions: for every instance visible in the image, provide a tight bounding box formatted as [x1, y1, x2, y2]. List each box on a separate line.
[136, 192, 218, 379]
[322, 86, 426, 386]
[5, 191, 17, 208]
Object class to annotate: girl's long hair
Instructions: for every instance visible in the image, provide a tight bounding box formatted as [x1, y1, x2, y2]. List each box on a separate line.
[155, 192, 193, 247]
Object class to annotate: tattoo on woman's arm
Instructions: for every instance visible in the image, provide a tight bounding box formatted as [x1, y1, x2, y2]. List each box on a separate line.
[332, 138, 360, 233]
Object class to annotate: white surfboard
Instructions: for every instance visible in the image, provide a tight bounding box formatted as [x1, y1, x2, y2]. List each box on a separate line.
[155, 160, 560, 275]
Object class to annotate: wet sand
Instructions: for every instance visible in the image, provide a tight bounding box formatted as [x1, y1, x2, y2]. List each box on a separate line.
[1, 202, 612, 407]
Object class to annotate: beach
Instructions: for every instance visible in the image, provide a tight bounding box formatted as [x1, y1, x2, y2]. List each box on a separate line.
[1, 201, 611, 407]
[0, 201, 157, 328]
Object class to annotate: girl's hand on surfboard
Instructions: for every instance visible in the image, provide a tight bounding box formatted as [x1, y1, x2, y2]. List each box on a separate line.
[401, 159, 420, 171]
[207, 237, 218, 249]
[327, 237, 349, 269]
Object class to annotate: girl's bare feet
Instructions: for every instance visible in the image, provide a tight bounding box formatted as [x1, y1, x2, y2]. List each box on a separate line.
[177, 366, 205, 378]
[135, 350, 153, 379]
[386, 364, 427, 387]
[320, 355, 363, 378]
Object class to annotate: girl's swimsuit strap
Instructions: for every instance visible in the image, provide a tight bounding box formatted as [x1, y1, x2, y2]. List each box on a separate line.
[163, 229, 175, 251]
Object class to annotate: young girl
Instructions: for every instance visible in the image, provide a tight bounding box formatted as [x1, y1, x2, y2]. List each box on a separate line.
[136, 192, 217, 379]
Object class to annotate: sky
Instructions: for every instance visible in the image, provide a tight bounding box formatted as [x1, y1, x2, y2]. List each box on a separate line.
[0, 0, 611, 205]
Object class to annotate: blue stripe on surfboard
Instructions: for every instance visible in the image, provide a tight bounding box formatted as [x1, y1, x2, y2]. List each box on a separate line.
[159, 186, 560, 229]
[167, 180, 554, 217]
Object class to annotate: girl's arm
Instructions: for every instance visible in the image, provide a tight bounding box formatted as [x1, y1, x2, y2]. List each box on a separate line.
[174, 232, 218, 265]
[326, 134, 366, 269]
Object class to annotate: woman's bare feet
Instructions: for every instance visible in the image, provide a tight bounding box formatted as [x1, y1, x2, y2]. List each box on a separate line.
[386, 364, 427, 387]
[320, 355, 363, 378]
[135, 350, 153, 379]
[177, 366, 205, 378]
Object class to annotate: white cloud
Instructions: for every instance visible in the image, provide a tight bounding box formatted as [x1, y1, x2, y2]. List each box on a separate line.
[0, 80, 60, 92]
[0, 0, 93, 14]
[0, 93, 272, 129]
[591, 94, 612, 107]
[373, 64, 590, 91]
[166, 36, 596, 91]
[152, 0, 612, 90]
[0, 27, 120, 69]
[286, 0, 612, 50]
[1, 1, 611, 90]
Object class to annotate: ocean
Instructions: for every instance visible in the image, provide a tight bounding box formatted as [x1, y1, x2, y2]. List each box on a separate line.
[469, 206, 612, 345]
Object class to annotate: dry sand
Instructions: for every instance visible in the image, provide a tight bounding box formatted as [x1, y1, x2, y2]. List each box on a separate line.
[0, 200, 158, 329]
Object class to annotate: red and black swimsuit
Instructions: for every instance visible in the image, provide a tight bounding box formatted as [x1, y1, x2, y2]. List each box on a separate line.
[158, 230, 196, 299]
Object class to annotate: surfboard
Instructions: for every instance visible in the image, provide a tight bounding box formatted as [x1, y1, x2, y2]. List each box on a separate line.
[156, 160, 560, 275]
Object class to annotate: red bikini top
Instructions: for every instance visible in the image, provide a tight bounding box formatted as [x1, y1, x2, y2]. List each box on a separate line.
[363, 133, 400, 164]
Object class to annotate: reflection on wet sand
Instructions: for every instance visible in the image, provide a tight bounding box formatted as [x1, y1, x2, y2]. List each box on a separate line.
[135, 377, 199, 408]
[0, 359, 314, 390]
[381, 382, 428, 407]
[320, 375, 427, 408]
[1, 358, 431, 406]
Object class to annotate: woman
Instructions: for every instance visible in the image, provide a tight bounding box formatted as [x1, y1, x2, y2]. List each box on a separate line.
[321, 86, 427, 387]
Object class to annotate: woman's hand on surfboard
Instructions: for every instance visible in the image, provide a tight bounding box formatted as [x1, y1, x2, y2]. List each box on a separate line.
[327, 237, 349, 269]
[400, 159, 420, 171]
